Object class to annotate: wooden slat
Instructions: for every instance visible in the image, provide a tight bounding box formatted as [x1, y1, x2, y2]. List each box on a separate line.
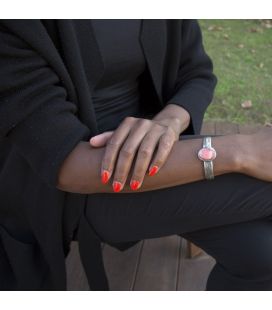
[238, 123, 263, 134]
[177, 239, 216, 291]
[215, 121, 239, 135]
[186, 242, 203, 258]
[133, 235, 180, 290]
[102, 241, 143, 290]
[201, 121, 216, 135]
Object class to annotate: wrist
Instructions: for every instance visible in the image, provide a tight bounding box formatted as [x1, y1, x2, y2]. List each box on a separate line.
[153, 103, 191, 134]
[211, 133, 245, 175]
[224, 133, 250, 174]
[166, 103, 191, 127]
[234, 133, 253, 175]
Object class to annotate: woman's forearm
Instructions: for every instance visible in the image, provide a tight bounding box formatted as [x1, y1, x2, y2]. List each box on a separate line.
[57, 133, 245, 194]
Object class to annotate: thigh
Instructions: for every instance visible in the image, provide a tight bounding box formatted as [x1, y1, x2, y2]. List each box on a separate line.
[86, 170, 272, 244]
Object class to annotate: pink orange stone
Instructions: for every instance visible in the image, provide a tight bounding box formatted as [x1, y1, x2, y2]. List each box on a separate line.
[198, 148, 216, 160]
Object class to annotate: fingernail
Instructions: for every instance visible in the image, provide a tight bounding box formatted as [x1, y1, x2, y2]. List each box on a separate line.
[130, 180, 140, 190]
[101, 170, 110, 184]
[148, 165, 159, 176]
[113, 181, 122, 192]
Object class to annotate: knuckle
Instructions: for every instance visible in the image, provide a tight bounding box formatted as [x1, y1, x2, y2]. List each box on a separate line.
[160, 138, 172, 149]
[166, 126, 176, 137]
[139, 147, 152, 158]
[102, 157, 110, 168]
[124, 116, 136, 123]
[153, 122, 164, 131]
[141, 131, 153, 143]
[167, 117, 181, 131]
[172, 117, 181, 126]
[138, 118, 151, 127]
[107, 137, 120, 147]
[120, 147, 134, 159]
[160, 133, 174, 147]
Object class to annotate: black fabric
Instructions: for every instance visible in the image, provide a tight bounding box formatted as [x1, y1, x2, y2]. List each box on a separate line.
[0, 19, 217, 290]
[91, 19, 146, 132]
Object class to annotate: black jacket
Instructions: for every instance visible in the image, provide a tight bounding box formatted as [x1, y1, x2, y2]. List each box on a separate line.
[0, 19, 217, 290]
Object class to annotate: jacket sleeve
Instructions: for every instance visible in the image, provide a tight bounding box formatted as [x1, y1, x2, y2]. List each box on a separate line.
[166, 19, 217, 135]
[0, 24, 91, 189]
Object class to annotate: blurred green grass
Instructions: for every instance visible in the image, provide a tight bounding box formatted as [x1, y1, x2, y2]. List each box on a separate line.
[199, 19, 272, 125]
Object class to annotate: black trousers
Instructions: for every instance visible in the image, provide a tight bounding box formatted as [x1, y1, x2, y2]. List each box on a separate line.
[86, 134, 272, 290]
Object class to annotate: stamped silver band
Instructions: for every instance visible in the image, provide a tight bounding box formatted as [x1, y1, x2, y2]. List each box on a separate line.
[203, 136, 212, 148]
[204, 160, 214, 180]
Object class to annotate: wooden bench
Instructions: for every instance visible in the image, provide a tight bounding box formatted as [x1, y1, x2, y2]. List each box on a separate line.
[66, 121, 262, 290]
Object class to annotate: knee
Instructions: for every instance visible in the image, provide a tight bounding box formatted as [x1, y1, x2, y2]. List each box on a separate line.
[227, 236, 272, 280]
[239, 253, 272, 280]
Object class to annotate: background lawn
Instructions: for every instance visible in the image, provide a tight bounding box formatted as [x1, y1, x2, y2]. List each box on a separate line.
[199, 19, 272, 125]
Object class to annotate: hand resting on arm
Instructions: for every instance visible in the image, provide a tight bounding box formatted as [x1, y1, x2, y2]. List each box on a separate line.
[57, 126, 272, 194]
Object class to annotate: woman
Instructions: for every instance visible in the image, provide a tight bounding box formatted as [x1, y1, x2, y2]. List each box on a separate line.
[0, 19, 271, 291]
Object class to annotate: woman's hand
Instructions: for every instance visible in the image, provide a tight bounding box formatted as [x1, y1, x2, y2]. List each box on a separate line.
[89, 115, 185, 192]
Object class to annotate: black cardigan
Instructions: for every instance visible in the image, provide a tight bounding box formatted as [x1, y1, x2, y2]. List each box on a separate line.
[0, 19, 217, 290]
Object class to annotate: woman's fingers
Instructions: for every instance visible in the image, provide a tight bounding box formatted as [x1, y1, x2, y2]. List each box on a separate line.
[148, 128, 176, 174]
[100, 117, 137, 185]
[99, 116, 180, 192]
[111, 118, 154, 192]
[89, 131, 114, 147]
[130, 127, 176, 190]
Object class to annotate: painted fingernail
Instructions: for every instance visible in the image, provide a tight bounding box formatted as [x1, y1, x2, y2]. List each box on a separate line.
[101, 170, 110, 184]
[113, 181, 122, 192]
[130, 180, 140, 191]
[148, 165, 159, 176]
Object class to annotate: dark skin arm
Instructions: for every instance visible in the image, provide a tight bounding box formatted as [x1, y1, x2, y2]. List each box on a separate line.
[56, 126, 272, 194]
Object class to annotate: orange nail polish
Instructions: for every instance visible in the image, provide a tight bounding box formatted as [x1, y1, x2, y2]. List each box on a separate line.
[148, 165, 159, 176]
[113, 181, 122, 192]
[101, 170, 110, 184]
[130, 180, 140, 190]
